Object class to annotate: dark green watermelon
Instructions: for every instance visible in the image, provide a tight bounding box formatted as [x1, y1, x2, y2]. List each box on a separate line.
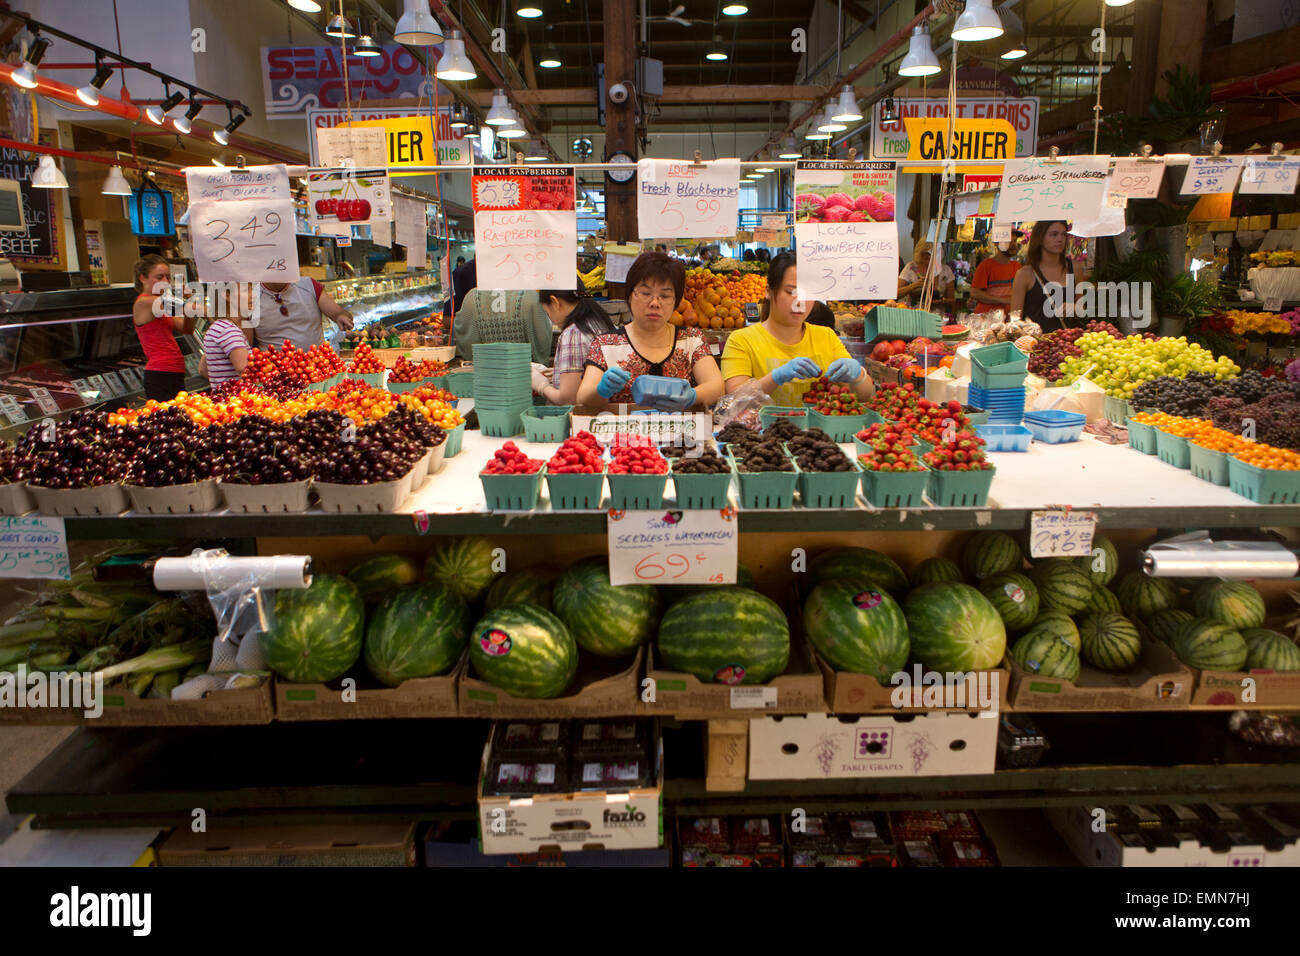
[902, 582, 1007, 672]
[662, 562, 755, 607]
[551, 557, 661, 657]
[424, 537, 499, 602]
[260, 575, 365, 683]
[909, 556, 965, 588]
[469, 604, 578, 698]
[803, 578, 909, 681]
[658, 587, 790, 684]
[364, 583, 470, 686]
[485, 568, 555, 612]
[347, 554, 422, 604]
[806, 548, 908, 596]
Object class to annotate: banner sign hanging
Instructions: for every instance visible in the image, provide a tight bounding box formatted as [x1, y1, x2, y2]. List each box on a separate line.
[793, 160, 898, 302]
[472, 166, 576, 289]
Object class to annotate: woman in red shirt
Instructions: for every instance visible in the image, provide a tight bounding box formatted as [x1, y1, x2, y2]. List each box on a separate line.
[133, 255, 194, 401]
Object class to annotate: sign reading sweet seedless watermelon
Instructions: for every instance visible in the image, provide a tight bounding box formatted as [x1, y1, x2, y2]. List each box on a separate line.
[607, 508, 737, 586]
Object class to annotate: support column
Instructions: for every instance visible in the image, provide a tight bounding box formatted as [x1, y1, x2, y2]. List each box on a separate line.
[603, 0, 638, 298]
[1127, 0, 1164, 122]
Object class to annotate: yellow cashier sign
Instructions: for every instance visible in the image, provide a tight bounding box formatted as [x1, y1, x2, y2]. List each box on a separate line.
[901, 117, 1015, 175]
[343, 115, 472, 171]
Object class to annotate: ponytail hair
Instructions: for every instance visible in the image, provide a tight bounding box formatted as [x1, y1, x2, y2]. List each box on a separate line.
[538, 279, 616, 338]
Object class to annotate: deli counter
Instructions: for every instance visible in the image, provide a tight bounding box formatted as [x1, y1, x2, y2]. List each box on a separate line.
[323, 269, 441, 331]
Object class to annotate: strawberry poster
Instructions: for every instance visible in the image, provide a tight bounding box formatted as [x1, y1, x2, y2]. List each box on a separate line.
[472, 166, 576, 290]
[307, 167, 392, 231]
[793, 160, 898, 302]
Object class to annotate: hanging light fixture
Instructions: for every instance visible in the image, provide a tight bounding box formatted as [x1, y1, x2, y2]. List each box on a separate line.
[485, 89, 517, 125]
[818, 105, 846, 133]
[524, 139, 549, 161]
[11, 36, 51, 89]
[436, 31, 476, 80]
[287, 0, 322, 11]
[172, 92, 202, 134]
[1104, 0, 1136, 5]
[899, 23, 941, 76]
[325, 12, 357, 38]
[499, 110, 528, 138]
[754, 150, 775, 174]
[353, 22, 383, 57]
[722, 3, 748, 13]
[517, 0, 543, 18]
[31, 154, 67, 189]
[101, 165, 131, 196]
[449, 103, 470, 128]
[705, 35, 728, 61]
[145, 87, 184, 126]
[778, 136, 802, 159]
[880, 93, 900, 123]
[395, 0, 443, 44]
[953, 0, 1004, 42]
[76, 56, 113, 106]
[831, 85, 863, 123]
[539, 43, 562, 69]
[805, 123, 831, 141]
[212, 110, 245, 146]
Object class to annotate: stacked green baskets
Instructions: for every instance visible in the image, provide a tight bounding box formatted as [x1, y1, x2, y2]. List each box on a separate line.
[862, 306, 942, 341]
[472, 344, 533, 437]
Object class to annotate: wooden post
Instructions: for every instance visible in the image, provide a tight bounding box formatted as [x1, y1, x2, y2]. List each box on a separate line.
[603, 0, 637, 299]
[1156, 0, 1209, 97]
[705, 719, 749, 792]
[1126, 0, 1164, 123]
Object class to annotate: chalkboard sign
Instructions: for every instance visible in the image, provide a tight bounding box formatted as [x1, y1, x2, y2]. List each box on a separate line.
[0, 148, 61, 265]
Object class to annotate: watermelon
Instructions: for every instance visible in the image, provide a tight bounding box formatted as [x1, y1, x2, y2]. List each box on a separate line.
[1011, 631, 1081, 681]
[1028, 561, 1093, 615]
[1024, 609, 1081, 652]
[1077, 611, 1142, 672]
[551, 557, 661, 657]
[1241, 629, 1300, 672]
[260, 574, 364, 683]
[469, 604, 578, 698]
[1115, 570, 1179, 619]
[1191, 580, 1266, 630]
[1073, 533, 1118, 586]
[961, 532, 1023, 581]
[803, 579, 909, 681]
[902, 582, 1007, 672]
[424, 537, 498, 602]
[364, 583, 470, 686]
[347, 554, 422, 604]
[1081, 583, 1122, 616]
[1146, 608, 1195, 646]
[1172, 620, 1247, 672]
[979, 572, 1039, 631]
[657, 587, 790, 684]
[806, 548, 908, 596]
[663, 562, 755, 607]
[909, 556, 965, 588]
[485, 568, 554, 612]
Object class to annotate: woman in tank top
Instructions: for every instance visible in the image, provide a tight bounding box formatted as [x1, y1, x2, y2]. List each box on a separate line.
[1009, 220, 1084, 332]
[132, 255, 194, 402]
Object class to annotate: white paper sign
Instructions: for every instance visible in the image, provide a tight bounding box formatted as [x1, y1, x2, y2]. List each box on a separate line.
[990, 223, 1012, 243]
[605, 252, 636, 284]
[473, 166, 577, 289]
[729, 687, 778, 710]
[1106, 193, 1128, 208]
[1264, 296, 1283, 312]
[1108, 158, 1166, 199]
[1029, 509, 1097, 558]
[0, 394, 26, 424]
[307, 167, 392, 227]
[637, 158, 740, 239]
[394, 196, 427, 268]
[1240, 157, 1300, 195]
[0, 515, 70, 580]
[607, 507, 738, 587]
[793, 161, 899, 302]
[186, 165, 300, 284]
[313, 125, 388, 169]
[1181, 156, 1245, 196]
[29, 388, 58, 416]
[761, 214, 787, 230]
[995, 155, 1110, 224]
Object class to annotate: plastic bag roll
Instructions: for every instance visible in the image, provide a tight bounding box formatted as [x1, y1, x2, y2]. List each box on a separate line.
[152, 554, 313, 591]
[1143, 543, 1299, 579]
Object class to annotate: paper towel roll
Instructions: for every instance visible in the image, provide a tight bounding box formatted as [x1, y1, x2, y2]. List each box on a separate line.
[153, 554, 313, 591]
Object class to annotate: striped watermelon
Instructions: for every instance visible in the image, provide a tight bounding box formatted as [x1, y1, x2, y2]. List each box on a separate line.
[551, 557, 661, 657]
[1028, 561, 1093, 615]
[1078, 611, 1142, 671]
[347, 554, 422, 604]
[1011, 631, 1081, 681]
[658, 587, 790, 684]
[1115, 570, 1179, 618]
[485, 568, 554, 612]
[1172, 619, 1247, 672]
[469, 604, 578, 698]
[1082, 583, 1122, 616]
[1146, 608, 1195, 646]
[1191, 580, 1266, 630]
[1024, 609, 1081, 652]
[807, 548, 908, 596]
[909, 557, 965, 588]
[961, 532, 1023, 581]
[803, 579, 909, 681]
[902, 582, 1007, 672]
[1072, 533, 1119, 586]
[979, 572, 1039, 631]
[260, 574, 364, 683]
[663, 562, 755, 607]
[424, 537, 499, 602]
[1241, 629, 1300, 672]
[364, 583, 470, 686]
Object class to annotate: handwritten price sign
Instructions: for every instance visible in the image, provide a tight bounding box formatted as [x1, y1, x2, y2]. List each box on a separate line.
[607, 508, 737, 586]
[995, 155, 1110, 224]
[0, 515, 70, 580]
[793, 161, 899, 302]
[1180, 156, 1245, 196]
[1029, 509, 1097, 559]
[185, 164, 299, 283]
[1108, 158, 1165, 200]
[473, 167, 576, 289]
[637, 158, 739, 239]
[1240, 158, 1300, 195]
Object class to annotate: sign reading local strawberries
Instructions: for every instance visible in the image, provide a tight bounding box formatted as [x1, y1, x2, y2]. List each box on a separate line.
[307, 167, 392, 229]
[793, 161, 899, 303]
[472, 166, 577, 290]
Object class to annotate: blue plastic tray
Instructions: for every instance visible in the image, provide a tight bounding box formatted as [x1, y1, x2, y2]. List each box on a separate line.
[975, 423, 1032, 452]
[631, 374, 690, 406]
[1022, 414, 1085, 444]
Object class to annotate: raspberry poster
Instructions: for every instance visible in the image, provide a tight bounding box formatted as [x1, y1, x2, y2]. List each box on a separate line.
[472, 166, 577, 289]
[306, 167, 392, 232]
[793, 161, 899, 303]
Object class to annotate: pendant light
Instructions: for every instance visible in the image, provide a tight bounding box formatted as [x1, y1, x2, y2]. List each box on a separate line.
[12, 36, 51, 89]
[539, 44, 562, 69]
[31, 155, 67, 189]
[524, 139, 549, 161]
[817, 105, 846, 133]
[436, 31, 476, 80]
[754, 150, 774, 174]
[76, 57, 113, 106]
[898, 23, 941, 77]
[722, 3, 748, 13]
[172, 93, 202, 134]
[705, 35, 728, 61]
[1104, 0, 1136, 5]
[325, 13, 357, 38]
[145, 87, 184, 126]
[213, 110, 245, 146]
[880, 93, 900, 124]
[101, 165, 131, 196]
[805, 123, 831, 141]
[778, 136, 802, 160]
[517, 1, 543, 17]
[485, 89, 517, 126]
[831, 85, 862, 123]
[353, 23, 383, 57]
[499, 111, 528, 138]
[394, 0, 444, 45]
[449, 103, 470, 128]
[287, 0, 322, 10]
[953, 0, 1004, 42]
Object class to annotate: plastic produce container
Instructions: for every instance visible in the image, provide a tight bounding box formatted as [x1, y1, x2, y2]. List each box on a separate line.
[1103, 395, 1130, 426]
[809, 408, 879, 443]
[607, 472, 668, 510]
[522, 406, 572, 442]
[731, 456, 799, 509]
[481, 467, 545, 511]
[1022, 409, 1086, 444]
[1126, 418, 1157, 455]
[1155, 429, 1191, 469]
[478, 410, 524, 438]
[968, 342, 1029, 390]
[1188, 443, 1228, 485]
[860, 464, 929, 508]
[442, 369, 475, 398]
[797, 465, 861, 509]
[760, 405, 809, 430]
[545, 469, 605, 510]
[670, 462, 734, 510]
[630, 374, 690, 407]
[862, 305, 942, 340]
[926, 467, 995, 507]
[975, 423, 1032, 452]
[1227, 456, 1300, 504]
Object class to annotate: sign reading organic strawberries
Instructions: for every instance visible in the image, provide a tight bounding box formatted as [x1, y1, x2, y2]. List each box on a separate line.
[793, 161, 899, 303]
[306, 167, 392, 232]
[472, 166, 576, 290]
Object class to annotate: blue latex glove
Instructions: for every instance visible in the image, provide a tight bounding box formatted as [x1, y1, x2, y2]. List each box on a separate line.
[651, 385, 697, 412]
[771, 356, 822, 386]
[825, 357, 864, 383]
[597, 367, 632, 399]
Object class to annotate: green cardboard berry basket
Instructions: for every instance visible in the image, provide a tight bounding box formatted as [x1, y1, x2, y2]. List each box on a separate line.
[670, 461, 734, 510]
[809, 408, 881, 443]
[968, 342, 1029, 390]
[1188, 443, 1228, 486]
[607, 471, 668, 510]
[545, 468, 605, 510]
[1227, 456, 1300, 504]
[862, 305, 942, 340]
[926, 466, 995, 507]
[1103, 394, 1130, 426]
[444, 422, 466, 457]
[861, 462, 930, 508]
[1126, 418, 1157, 455]
[387, 377, 439, 394]
[347, 371, 386, 388]
[478, 409, 525, 438]
[522, 405, 572, 442]
[480, 466, 545, 511]
[441, 369, 475, 398]
[730, 453, 800, 509]
[760, 405, 809, 431]
[798, 464, 862, 509]
[1155, 429, 1191, 469]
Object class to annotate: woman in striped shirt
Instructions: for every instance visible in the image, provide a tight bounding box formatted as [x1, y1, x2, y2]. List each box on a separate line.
[201, 317, 251, 385]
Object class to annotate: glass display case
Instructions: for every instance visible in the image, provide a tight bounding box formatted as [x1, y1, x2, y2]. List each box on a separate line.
[324, 269, 442, 330]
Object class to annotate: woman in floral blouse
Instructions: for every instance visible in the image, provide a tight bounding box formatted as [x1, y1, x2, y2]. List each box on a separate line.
[577, 252, 724, 410]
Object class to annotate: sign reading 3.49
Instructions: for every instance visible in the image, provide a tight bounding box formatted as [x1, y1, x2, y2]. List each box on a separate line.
[185, 164, 300, 284]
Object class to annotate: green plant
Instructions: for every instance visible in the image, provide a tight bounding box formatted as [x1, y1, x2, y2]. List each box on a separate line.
[1091, 249, 1167, 286]
[1146, 67, 1217, 145]
[1155, 273, 1223, 319]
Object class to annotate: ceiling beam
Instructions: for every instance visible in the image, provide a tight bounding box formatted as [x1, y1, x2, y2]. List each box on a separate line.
[469, 85, 879, 107]
[1201, 22, 1300, 84]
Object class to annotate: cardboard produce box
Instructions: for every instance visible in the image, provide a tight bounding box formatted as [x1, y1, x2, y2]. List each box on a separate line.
[0, 674, 274, 726]
[642, 642, 826, 719]
[814, 651, 1009, 715]
[459, 647, 643, 718]
[1007, 640, 1192, 711]
[275, 653, 464, 721]
[1188, 666, 1300, 708]
[159, 823, 417, 867]
[423, 823, 670, 867]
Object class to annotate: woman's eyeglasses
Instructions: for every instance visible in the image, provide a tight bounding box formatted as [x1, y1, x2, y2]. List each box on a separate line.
[632, 287, 676, 304]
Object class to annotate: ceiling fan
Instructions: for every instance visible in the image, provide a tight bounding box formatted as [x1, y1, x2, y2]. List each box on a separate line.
[645, 4, 708, 27]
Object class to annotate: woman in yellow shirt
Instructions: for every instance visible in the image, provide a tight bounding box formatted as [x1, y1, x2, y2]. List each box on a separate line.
[721, 252, 875, 406]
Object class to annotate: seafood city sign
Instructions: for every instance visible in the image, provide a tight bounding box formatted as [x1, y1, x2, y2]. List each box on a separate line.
[261, 45, 435, 117]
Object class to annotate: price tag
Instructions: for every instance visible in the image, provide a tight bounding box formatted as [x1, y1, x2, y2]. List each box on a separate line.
[1265, 296, 1284, 313]
[1109, 158, 1166, 200]
[729, 686, 778, 710]
[185, 164, 300, 283]
[1106, 193, 1128, 208]
[29, 387, 58, 416]
[70, 379, 95, 403]
[637, 157, 740, 239]
[1029, 509, 1097, 558]
[793, 161, 899, 302]
[104, 371, 127, 396]
[1240, 158, 1300, 195]
[0, 515, 71, 580]
[1180, 156, 1245, 196]
[761, 214, 787, 230]
[0, 394, 26, 424]
[473, 166, 577, 289]
[990, 223, 1012, 243]
[607, 507, 738, 587]
[86, 375, 109, 399]
[605, 252, 636, 285]
[995, 155, 1110, 224]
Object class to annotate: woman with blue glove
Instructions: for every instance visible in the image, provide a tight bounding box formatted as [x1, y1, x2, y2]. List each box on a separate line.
[578, 252, 724, 411]
[721, 252, 874, 406]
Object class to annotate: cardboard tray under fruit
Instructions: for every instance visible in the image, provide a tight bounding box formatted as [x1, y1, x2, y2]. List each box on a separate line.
[0, 675, 274, 727]
[0, 481, 33, 515]
[641, 641, 826, 719]
[811, 649, 1010, 715]
[1188, 665, 1300, 708]
[28, 483, 129, 516]
[1006, 639, 1192, 711]
[126, 479, 223, 515]
[459, 647, 644, 718]
[275, 653, 464, 721]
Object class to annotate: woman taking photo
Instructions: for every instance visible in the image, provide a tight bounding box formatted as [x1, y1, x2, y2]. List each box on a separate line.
[132, 255, 194, 401]
[578, 252, 723, 411]
[531, 280, 617, 405]
[1010, 220, 1083, 331]
[721, 252, 873, 407]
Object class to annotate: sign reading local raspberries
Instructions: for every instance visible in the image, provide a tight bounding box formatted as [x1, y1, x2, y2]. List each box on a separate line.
[472, 166, 576, 290]
[793, 161, 899, 303]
